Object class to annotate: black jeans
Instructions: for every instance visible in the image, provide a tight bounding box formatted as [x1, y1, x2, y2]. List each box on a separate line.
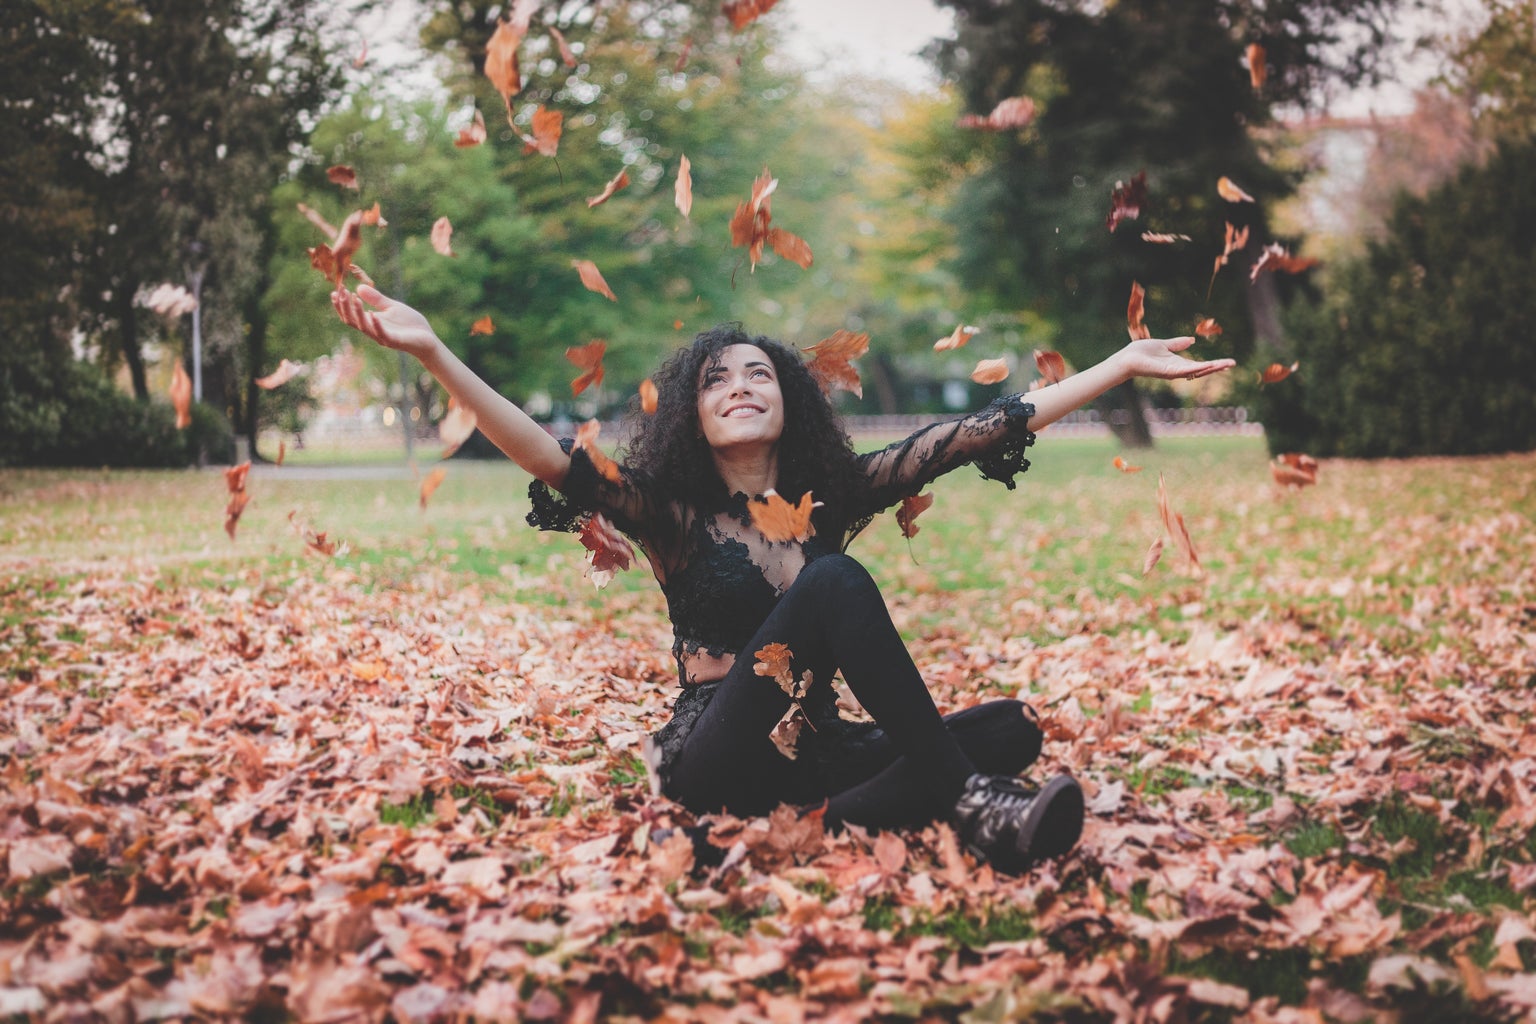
[663, 554, 1042, 830]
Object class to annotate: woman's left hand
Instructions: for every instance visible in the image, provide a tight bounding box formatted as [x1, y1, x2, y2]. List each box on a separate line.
[1118, 336, 1235, 382]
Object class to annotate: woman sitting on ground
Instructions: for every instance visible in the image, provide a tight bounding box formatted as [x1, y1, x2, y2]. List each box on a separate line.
[332, 285, 1233, 873]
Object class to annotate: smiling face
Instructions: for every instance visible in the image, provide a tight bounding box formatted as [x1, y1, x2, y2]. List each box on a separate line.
[696, 343, 786, 454]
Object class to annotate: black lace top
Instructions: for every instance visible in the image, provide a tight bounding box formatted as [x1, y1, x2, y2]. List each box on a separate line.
[526, 395, 1036, 681]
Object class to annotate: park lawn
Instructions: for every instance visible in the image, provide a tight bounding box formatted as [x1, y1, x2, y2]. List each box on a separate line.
[2, 437, 1535, 1021]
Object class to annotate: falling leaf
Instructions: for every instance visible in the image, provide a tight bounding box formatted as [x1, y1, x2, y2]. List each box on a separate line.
[753, 642, 796, 693]
[352, 37, 368, 69]
[639, 378, 658, 415]
[1217, 176, 1255, 203]
[575, 419, 622, 484]
[327, 165, 359, 190]
[484, 18, 525, 125]
[956, 96, 1037, 131]
[675, 154, 693, 219]
[254, 359, 307, 390]
[431, 217, 456, 258]
[971, 358, 1009, 385]
[586, 169, 631, 208]
[749, 489, 820, 543]
[361, 202, 386, 227]
[896, 493, 934, 539]
[304, 529, 344, 557]
[769, 702, 806, 760]
[578, 513, 634, 589]
[169, 360, 192, 430]
[454, 109, 487, 148]
[1271, 452, 1318, 488]
[1156, 472, 1201, 572]
[549, 26, 576, 68]
[1247, 43, 1267, 90]
[802, 330, 868, 398]
[1194, 317, 1223, 337]
[438, 399, 478, 457]
[566, 340, 607, 395]
[1142, 232, 1191, 244]
[1113, 456, 1143, 473]
[276, 440, 286, 467]
[1250, 243, 1320, 281]
[674, 36, 694, 73]
[420, 466, 448, 509]
[224, 462, 251, 541]
[723, 0, 779, 30]
[730, 169, 811, 272]
[520, 106, 563, 157]
[1141, 535, 1164, 575]
[933, 324, 978, 351]
[1259, 361, 1299, 385]
[1034, 349, 1066, 385]
[296, 203, 338, 238]
[572, 259, 616, 301]
[1127, 281, 1151, 341]
[1208, 221, 1251, 297]
[1106, 170, 1148, 232]
[470, 315, 494, 336]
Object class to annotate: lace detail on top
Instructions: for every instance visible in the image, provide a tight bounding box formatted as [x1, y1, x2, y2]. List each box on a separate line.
[525, 395, 1036, 673]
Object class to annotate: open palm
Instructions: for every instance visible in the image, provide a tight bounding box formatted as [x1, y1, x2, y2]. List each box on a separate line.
[1121, 336, 1235, 381]
[331, 284, 439, 359]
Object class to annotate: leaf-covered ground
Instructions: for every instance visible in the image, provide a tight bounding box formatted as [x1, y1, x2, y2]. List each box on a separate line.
[3, 441, 1535, 1022]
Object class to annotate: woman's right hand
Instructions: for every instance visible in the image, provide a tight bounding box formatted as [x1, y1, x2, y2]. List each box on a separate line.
[332, 284, 441, 360]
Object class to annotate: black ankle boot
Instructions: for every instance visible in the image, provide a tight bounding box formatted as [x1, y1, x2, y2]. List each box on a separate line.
[952, 773, 1084, 874]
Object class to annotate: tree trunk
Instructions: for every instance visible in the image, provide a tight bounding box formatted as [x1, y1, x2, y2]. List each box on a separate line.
[116, 284, 149, 400]
[1094, 379, 1154, 448]
[1247, 273, 1285, 351]
[867, 352, 900, 415]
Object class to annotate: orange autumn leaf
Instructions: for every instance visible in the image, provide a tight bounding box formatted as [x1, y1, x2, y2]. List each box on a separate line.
[276, 440, 286, 467]
[723, 0, 779, 30]
[1127, 280, 1151, 341]
[1259, 361, 1299, 385]
[675, 154, 693, 219]
[933, 324, 978, 351]
[730, 169, 811, 272]
[454, 108, 487, 148]
[1156, 472, 1201, 573]
[361, 201, 386, 227]
[766, 228, 813, 268]
[470, 315, 494, 336]
[753, 641, 795, 690]
[169, 360, 192, 430]
[1113, 455, 1143, 473]
[306, 208, 368, 289]
[327, 165, 359, 190]
[586, 169, 631, 208]
[749, 489, 820, 544]
[1247, 43, 1267, 90]
[896, 492, 934, 539]
[565, 339, 607, 395]
[1271, 452, 1319, 488]
[1208, 220, 1251, 297]
[431, 217, 456, 258]
[296, 202, 338, 238]
[549, 26, 576, 68]
[520, 106, 563, 157]
[1142, 535, 1165, 575]
[572, 259, 616, 301]
[1034, 349, 1066, 385]
[224, 462, 251, 540]
[352, 37, 368, 69]
[957, 96, 1037, 131]
[420, 466, 448, 509]
[1106, 170, 1147, 232]
[438, 399, 478, 457]
[1217, 176, 1255, 203]
[254, 359, 306, 390]
[578, 512, 634, 589]
[484, 17, 525, 126]
[802, 329, 868, 398]
[971, 358, 1009, 385]
[1195, 317, 1223, 337]
[639, 378, 659, 415]
[1250, 242, 1320, 282]
[575, 419, 622, 484]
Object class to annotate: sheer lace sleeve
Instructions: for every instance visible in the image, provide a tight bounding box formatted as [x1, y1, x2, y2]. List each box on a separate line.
[851, 394, 1036, 518]
[525, 437, 662, 540]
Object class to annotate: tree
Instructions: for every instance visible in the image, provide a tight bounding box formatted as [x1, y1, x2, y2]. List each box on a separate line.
[1260, 136, 1536, 458]
[927, 0, 1420, 446]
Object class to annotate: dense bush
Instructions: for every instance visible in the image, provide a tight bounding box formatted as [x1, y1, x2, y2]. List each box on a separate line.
[1260, 137, 1536, 458]
[0, 350, 234, 468]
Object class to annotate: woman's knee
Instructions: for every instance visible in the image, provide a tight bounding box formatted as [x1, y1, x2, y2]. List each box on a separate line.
[791, 552, 879, 601]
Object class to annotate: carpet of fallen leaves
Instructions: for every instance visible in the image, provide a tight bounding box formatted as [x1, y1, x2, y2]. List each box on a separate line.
[3, 453, 1536, 1023]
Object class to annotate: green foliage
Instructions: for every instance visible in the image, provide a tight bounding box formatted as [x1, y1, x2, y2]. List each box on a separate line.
[1261, 137, 1536, 457]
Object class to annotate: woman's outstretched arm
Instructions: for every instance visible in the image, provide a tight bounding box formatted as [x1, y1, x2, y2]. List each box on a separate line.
[332, 285, 570, 489]
[1024, 335, 1234, 432]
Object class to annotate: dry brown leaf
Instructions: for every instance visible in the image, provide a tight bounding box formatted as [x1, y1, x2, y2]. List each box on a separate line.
[896, 493, 934, 539]
[586, 169, 631, 208]
[1142, 535, 1165, 575]
[1142, 232, 1192, 244]
[1208, 221, 1251, 297]
[431, 217, 456, 258]
[1259, 361, 1299, 385]
[639, 378, 658, 415]
[1247, 43, 1267, 90]
[438, 399, 478, 457]
[729, 169, 811, 272]
[1194, 317, 1223, 337]
[224, 462, 251, 540]
[276, 440, 286, 466]
[572, 259, 616, 301]
[1156, 472, 1201, 572]
[723, 0, 779, 30]
[957, 96, 1037, 131]
[753, 642, 795, 693]
[170, 360, 192, 430]
[578, 513, 634, 589]
[549, 26, 576, 68]
[1250, 243, 1320, 282]
[470, 315, 494, 336]
[1271, 452, 1318, 488]
[675, 154, 693, 219]
[802, 330, 868, 398]
[1107, 170, 1148, 232]
[566, 340, 607, 395]
[575, 419, 622, 484]
[296, 202, 338, 238]
[254, 359, 306, 390]
[1113, 455, 1143, 473]
[485, 18, 525, 125]
[327, 165, 359, 190]
[454, 109, 487, 149]
[1034, 349, 1066, 385]
[749, 489, 819, 543]
[971, 358, 1009, 385]
[1127, 281, 1151, 341]
[933, 324, 979, 351]
[769, 703, 806, 760]
[1217, 176, 1255, 203]
[420, 466, 448, 509]
[520, 106, 563, 157]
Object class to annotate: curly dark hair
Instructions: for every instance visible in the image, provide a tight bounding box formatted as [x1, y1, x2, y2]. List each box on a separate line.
[620, 324, 861, 515]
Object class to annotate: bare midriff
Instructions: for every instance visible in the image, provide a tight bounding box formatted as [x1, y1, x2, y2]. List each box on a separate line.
[680, 648, 736, 686]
